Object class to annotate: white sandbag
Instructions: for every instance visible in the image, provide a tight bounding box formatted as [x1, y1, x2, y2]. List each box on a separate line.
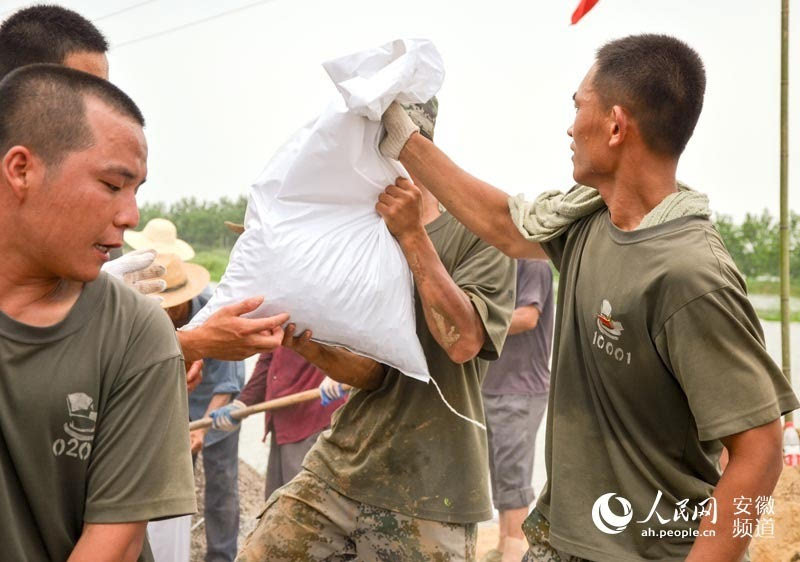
[147, 516, 190, 562]
[185, 39, 445, 381]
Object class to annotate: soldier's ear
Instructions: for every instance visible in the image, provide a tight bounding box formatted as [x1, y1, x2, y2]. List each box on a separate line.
[608, 105, 628, 148]
[2, 146, 40, 202]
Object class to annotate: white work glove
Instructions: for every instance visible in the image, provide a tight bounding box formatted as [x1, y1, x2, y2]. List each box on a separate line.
[379, 102, 420, 160]
[210, 400, 246, 432]
[101, 249, 167, 296]
[319, 377, 345, 406]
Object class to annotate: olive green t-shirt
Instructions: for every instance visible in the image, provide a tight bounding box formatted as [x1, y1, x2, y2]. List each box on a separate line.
[0, 273, 197, 562]
[537, 210, 799, 561]
[304, 211, 516, 523]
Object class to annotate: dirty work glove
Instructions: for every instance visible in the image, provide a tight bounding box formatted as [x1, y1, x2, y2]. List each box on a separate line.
[101, 249, 167, 296]
[379, 102, 419, 160]
[319, 377, 345, 406]
[210, 400, 246, 431]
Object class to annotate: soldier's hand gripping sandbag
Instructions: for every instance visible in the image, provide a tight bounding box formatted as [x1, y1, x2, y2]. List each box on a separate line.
[379, 102, 420, 160]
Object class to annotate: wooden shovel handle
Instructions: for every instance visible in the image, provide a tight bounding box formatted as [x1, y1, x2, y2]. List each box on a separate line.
[188, 384, 351, 431]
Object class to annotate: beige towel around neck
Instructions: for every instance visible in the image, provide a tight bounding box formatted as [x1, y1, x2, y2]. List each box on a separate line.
[508, 182, 711, 242]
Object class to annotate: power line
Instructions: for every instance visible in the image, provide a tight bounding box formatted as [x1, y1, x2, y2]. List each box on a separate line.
[111, 0, 275, 50]
[94, 0, 159, 22]
[0, 0, 157, 27]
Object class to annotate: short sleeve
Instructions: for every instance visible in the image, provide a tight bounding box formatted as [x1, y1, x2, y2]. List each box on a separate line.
[517, 260, 553, 310]
[204, 358, 245, 396]
[84, 355, 196, 522]
[452, 237, 516, 361]
[654, 287, 799, 441]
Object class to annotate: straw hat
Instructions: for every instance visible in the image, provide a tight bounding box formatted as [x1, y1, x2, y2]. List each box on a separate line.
[154, 253, 210, 309]
[124, 218, 195, 260]
[224, 221, 244, 235]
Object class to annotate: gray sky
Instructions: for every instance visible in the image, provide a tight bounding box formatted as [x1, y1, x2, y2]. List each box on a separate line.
[3, 0, 798, 220]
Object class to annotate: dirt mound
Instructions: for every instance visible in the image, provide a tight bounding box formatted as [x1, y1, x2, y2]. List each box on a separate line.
[752, 466, 800, 562]
[190, 457, 265, 561]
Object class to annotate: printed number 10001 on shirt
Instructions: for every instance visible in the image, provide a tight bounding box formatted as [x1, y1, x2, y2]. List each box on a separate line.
[592, 330, 632, 365]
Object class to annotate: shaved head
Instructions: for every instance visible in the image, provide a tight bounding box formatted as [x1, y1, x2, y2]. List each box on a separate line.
[593, 34, 706, 157]
[0, 64, 144, 169]
[0, 5, 108, 80]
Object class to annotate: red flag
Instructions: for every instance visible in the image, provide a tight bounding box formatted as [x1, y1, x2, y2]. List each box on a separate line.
[571, 0, 600, 24]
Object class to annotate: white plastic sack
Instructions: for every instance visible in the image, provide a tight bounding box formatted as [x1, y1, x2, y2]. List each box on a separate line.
[185, 39, 445, 381]
[147, 516, 190, 562]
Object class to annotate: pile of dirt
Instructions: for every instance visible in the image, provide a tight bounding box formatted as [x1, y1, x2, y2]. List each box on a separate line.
[752, 466, 800, 562]
[190, 456, 266, 561]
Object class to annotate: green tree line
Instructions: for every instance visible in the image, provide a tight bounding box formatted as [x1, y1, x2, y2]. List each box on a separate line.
[715, 210, 799, 285]
[137, 196, 798, 287]
[139, 195, 248, 252]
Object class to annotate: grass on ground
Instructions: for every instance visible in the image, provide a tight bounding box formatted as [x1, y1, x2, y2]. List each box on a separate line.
[746, 279, 800, 322]
[747, 279, 800, 297]
[754, 310, 800, 323]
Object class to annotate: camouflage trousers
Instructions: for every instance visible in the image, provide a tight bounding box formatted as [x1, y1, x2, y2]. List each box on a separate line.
[237, 469, 478, 562]
[521, 508, 590, 562]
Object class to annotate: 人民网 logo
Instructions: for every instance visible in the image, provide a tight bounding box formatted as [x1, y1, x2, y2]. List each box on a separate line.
[592, 492, 633, 534]
[596, 299, 624, 340]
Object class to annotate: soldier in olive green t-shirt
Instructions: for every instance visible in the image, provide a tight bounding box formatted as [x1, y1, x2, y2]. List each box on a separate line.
[527, 209, 799, 561]
[0, 274, 197, 561]
[301, 206, 515, 524]
[380, 34, 799, 562]
[239, 182, 515, 562]
[0, 66, 196, 561]
[237, 101, 516, 561]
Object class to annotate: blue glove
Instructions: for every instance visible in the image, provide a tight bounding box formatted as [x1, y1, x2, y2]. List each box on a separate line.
[210, 400, 245, 431]
[319, 377, 345, 406]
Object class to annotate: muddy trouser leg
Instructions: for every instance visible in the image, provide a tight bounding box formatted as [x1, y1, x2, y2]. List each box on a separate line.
[352, 503, 477, 562]
[237, 469, 357, 561]
[238, 468, 478, 562]
[521, 508, 589, 562]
